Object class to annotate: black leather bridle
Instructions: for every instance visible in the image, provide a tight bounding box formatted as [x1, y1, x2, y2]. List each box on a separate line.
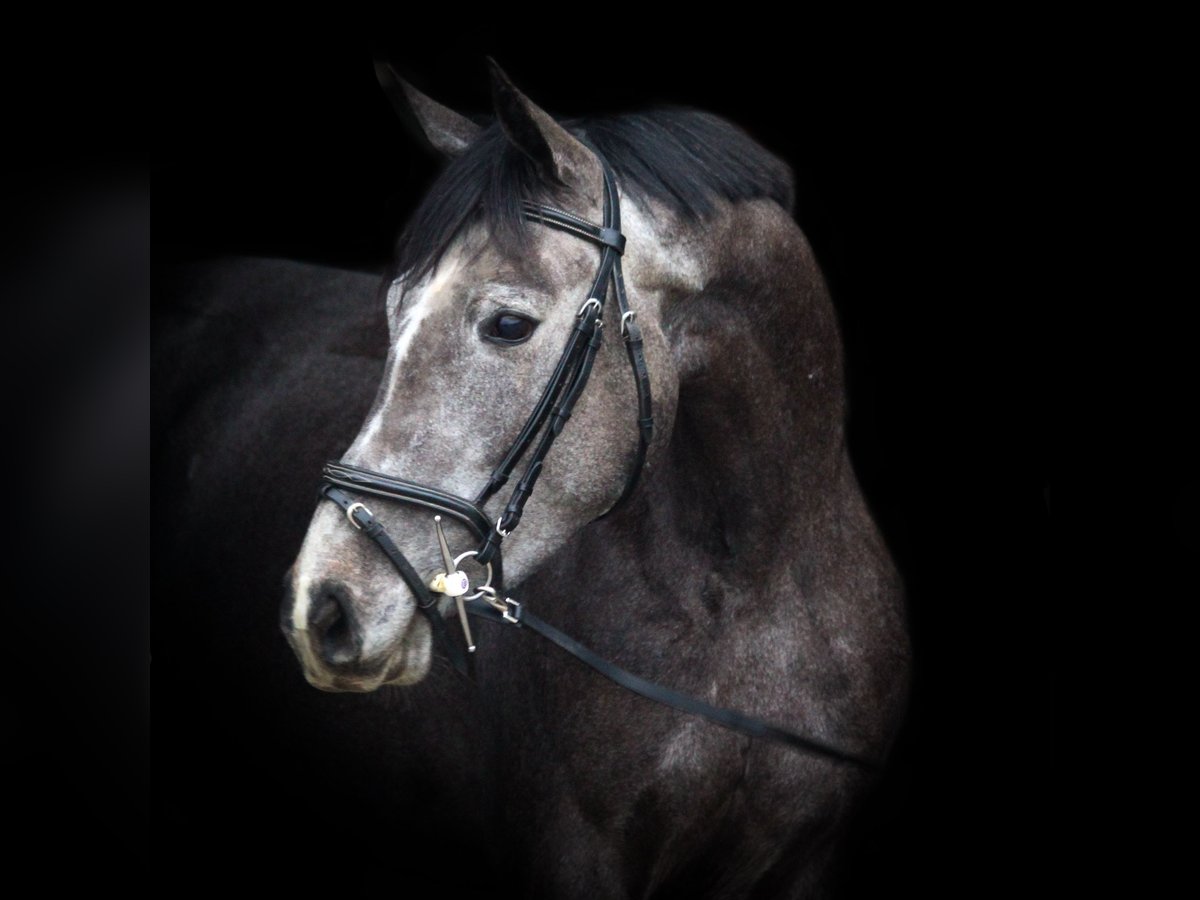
[317, 156, 880, 770]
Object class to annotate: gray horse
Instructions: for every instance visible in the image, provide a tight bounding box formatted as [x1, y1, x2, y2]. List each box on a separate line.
[276, 62, 909, 896]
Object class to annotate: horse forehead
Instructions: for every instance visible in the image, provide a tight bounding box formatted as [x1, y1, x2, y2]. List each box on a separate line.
[388, 222, 614, 351]
[458, 226, 600, 294]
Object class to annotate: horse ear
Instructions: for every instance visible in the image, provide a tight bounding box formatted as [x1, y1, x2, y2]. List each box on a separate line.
[487, 58, 603, 203]
[374, 61, 482, 157]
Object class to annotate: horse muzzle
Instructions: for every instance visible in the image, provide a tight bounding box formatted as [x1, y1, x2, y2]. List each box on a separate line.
[282, 567, 432, 691]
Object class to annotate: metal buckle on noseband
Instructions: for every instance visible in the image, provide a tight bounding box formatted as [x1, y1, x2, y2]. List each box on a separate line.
[345, 501, 371, 529]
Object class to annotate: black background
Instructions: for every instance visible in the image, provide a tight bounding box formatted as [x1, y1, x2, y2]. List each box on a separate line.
[153, 22, 1053, 895]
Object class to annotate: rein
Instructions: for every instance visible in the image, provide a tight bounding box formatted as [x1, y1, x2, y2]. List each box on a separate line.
[318, 156, 881, 771]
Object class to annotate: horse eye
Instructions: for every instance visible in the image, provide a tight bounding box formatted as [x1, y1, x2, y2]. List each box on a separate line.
[485, 312, 537, 345]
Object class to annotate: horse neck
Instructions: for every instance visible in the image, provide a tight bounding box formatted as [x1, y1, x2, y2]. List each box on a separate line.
[526, 195, 875, 705]
[652, 199, 852, 560]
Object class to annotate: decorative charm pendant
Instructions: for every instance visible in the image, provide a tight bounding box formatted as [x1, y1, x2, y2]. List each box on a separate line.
[428, 569, 470, 597]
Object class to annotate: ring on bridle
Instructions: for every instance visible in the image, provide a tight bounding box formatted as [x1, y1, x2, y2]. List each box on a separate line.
[317, 154, 880, 770]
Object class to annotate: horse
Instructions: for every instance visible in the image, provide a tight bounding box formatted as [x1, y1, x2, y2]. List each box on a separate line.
[272, 61, 910, 896]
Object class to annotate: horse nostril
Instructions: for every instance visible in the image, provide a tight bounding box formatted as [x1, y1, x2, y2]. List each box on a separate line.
[309, 581, 363, 667]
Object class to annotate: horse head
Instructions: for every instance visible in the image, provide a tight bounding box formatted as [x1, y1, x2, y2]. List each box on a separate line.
[283, 63, 698, 691]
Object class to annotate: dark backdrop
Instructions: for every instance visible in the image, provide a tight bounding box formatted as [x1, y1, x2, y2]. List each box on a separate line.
[155, 24, 1051, 895]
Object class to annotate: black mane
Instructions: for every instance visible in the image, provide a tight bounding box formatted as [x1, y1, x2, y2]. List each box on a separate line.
[394, 108, 794, 287]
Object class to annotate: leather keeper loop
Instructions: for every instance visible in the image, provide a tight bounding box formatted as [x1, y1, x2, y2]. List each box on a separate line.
[598, 227, 626, 254]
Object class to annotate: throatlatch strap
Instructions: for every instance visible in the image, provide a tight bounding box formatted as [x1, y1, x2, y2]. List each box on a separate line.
[599, 165, 652, 514]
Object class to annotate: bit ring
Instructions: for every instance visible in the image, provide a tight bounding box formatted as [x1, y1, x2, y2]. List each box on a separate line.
[454, 550, 494, 600]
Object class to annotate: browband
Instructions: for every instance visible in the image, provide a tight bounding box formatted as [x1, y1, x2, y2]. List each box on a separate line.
[520, 201, 627, 254]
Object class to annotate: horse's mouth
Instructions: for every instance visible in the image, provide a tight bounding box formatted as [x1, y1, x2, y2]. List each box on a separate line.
[282, 598, 433, 692]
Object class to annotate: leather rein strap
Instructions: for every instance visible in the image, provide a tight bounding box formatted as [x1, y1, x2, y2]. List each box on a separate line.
[317, 156, 880, 770]
[464, 598, 881, 768]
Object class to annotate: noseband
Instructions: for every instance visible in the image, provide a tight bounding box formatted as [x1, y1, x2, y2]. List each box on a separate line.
[318, 156, 879, 770]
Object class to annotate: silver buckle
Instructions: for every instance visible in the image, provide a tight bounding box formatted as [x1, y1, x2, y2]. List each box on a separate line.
[620, 310, 636, 336]
[577, 297, 602, 318]
[502, 598, 522, 624]
[476, 588, 521, 625]
[345, 501, 371, 529]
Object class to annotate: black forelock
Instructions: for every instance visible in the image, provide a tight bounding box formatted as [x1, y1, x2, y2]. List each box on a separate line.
[393, 108, 794, 289]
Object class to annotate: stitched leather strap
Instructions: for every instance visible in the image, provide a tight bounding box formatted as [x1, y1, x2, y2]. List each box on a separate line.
[601, 165, 653, 515]
[492, 303, 605, 540]
[520, 201, 627, 254]
[326, 462, 495, 541]
[474, 296, 602, 508]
